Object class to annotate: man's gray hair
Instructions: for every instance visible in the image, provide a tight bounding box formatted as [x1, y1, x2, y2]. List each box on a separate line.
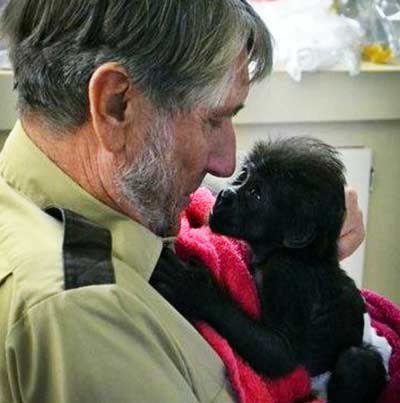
[1, 0, 273, 129]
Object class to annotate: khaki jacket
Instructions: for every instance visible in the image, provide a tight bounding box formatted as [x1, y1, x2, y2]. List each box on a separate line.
[0, 122, 235, 403]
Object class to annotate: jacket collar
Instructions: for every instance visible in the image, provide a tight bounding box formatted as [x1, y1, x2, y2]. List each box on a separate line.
[0, 121, 163, 282]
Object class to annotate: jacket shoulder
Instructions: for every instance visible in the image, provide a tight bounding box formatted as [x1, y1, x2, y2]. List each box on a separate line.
[0, 177, 65, 311]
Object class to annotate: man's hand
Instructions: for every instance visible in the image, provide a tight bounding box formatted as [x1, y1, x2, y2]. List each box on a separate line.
[338, 188, 366, 261]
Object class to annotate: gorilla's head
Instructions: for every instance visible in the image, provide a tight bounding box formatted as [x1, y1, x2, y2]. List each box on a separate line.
[209, 137, 346, 260]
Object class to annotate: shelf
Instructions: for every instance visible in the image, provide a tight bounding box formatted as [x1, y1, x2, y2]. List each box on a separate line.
[235, 64, 400, 125]
[1, 62, 400, 131]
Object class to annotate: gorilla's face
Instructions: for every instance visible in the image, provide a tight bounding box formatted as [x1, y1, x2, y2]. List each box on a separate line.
[209, 162, 277, 245]
[209, 138, 347, 258]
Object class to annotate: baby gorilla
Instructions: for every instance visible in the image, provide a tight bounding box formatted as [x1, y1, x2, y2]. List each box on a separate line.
[150, 137, 387, 403]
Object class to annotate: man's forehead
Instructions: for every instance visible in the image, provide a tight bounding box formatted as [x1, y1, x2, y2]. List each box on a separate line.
[203, 51, 250, 118]
[215, 57, 250, 117]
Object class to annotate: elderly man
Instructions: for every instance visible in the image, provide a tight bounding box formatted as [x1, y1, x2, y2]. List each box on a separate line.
[0, 1, 364, 402]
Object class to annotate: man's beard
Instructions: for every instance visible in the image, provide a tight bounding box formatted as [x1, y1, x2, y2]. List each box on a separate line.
[114, 116, 181, 237]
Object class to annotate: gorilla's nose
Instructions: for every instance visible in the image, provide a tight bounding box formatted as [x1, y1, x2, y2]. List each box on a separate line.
[216, 188, 236, 207]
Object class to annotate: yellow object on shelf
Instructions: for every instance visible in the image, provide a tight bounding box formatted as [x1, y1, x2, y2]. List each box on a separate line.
[331, 0, 340, 13]
[362, 44, 393, 64]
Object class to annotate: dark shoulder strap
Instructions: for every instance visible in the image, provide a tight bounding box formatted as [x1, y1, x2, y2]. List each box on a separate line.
[45, 207, 116, 290]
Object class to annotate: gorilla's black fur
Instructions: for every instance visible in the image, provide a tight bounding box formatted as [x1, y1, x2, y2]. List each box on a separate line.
[151, 137, 386, 403]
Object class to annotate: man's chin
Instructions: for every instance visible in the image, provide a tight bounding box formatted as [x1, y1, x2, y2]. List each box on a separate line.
[179, 195, 190, 209]
[168, 219, 181, 237]
[159, 208, 184, 238]
[153, 218, 177, 238]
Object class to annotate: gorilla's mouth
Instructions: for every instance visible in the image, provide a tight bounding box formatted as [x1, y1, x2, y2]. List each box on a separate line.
[209, 206, 240, 237]
[208, 209, 223, 233]
[208, 189, 243, 237]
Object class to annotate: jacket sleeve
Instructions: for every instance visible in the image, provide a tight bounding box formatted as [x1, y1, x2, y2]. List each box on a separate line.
[5, 285, 202, 403]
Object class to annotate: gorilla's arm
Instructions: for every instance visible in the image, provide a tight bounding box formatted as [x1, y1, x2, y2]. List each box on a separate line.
[150, 248, 297, 378]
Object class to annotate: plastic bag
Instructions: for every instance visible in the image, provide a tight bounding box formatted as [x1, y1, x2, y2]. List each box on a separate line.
[249, 0, 363, 81]
[336, 0, 400, 61]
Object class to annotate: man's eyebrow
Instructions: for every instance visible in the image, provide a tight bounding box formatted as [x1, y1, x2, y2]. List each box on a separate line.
[212, 104, 245, 118]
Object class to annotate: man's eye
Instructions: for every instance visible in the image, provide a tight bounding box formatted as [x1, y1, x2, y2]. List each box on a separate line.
[202, 117, 223, 133]
[208, 118, 223, 130]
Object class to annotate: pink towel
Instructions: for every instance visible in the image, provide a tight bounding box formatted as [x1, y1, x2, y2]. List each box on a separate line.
[362, 289, 400, 403]
[176, 188, 400, 403]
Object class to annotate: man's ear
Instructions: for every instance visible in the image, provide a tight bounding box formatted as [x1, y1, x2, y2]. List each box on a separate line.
[88, 62, 138, 153]
[283, 201, 317, 249]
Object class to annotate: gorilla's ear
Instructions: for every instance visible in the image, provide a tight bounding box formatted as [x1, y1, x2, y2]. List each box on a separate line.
[283, 223, 317, 249]
[283, 202, 317, 249]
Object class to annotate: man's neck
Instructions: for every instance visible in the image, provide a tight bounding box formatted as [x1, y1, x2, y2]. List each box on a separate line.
[20, 116, 142, 223]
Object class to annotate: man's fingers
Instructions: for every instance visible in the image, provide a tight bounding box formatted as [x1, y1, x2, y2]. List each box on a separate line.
[341, 188, 360, 234]
[346, 187, 358, 208]
[338, 230, 363, 261]
[338, 187, 365, 260]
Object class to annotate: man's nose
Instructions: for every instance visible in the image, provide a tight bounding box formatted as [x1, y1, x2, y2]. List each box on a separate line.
[206, 121, 236, 177]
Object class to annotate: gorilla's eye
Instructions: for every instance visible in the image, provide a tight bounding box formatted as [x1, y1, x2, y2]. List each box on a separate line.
[247, 186, 262, 201]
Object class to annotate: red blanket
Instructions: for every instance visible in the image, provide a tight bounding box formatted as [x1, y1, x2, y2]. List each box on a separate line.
[175, 188, 400, 403]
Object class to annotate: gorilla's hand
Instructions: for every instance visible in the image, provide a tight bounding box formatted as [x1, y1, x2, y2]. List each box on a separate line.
[150, 248, 221, 319]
